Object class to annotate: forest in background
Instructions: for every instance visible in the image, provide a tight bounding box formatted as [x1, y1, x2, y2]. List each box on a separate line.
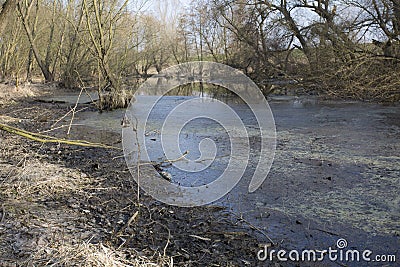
[0, 0, 399, 109]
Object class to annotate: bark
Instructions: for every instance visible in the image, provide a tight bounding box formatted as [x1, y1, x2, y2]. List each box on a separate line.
[17, 1, 54, 82]
[393, 0, 400, 37]
[272, 1, 313, 64]
[0, 0, 17, 34]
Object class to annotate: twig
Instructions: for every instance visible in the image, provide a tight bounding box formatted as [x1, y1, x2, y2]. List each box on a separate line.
[75, 69, 97, 104]
[50, 106, 88, 129]
[165, 150, 189, 163]
[0, 123, 120, 150]
[313, 228, 340, 236]
[189, 234, 211, 241]
[230, 211, 275, 244]
[115, 210, 140, 239]
[126, 210, 139, 227]
[132, 115, 141, 206]
[194, 154, 230, 163]
[136, 151, 190, 167]
[40, 124, 85, 134]
[51, 108, 74, 128]
[67, 86, 84, 135]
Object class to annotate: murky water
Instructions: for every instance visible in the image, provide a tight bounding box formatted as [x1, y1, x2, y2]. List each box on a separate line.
[43, 91, 400, 262]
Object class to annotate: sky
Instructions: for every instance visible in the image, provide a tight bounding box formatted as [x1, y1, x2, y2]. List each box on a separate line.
[129, 0, 190, 15]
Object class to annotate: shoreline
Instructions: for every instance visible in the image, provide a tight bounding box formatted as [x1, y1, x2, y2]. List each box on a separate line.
[0, 84, 398, 266]
[0, 88, 268, 266]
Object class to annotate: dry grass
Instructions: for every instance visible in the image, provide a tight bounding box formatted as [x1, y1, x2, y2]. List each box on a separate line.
[0, 137, 171, 266]
[1, 160, 91, 201]
[0, 84, 38, 105]
[0, 88, 169, 266]
[24, 242, 171, 267]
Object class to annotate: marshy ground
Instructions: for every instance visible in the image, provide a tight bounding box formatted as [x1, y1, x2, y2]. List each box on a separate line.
[0, 84, 399, 266]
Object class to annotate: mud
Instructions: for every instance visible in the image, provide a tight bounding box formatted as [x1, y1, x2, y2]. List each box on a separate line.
[1, 86, 399, 266]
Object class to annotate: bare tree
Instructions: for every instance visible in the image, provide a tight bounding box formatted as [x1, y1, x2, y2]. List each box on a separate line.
[82, 0, 130, 109]
[17, 0, 56, 82]
[58, 0, 98, 89]
[0, 8, 27, 83]
[0, 0, 17, 34]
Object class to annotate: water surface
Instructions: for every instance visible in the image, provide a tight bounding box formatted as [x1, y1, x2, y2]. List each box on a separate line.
[41, 90, 400, 262]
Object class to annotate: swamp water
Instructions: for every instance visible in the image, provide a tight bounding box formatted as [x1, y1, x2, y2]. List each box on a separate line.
[43, 89, 400, 264]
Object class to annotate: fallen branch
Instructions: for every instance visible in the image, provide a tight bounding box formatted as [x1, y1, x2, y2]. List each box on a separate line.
[0, 123, 120, 150]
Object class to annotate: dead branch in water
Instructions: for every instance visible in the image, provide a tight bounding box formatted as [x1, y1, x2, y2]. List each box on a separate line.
[0, 122, 120, 150]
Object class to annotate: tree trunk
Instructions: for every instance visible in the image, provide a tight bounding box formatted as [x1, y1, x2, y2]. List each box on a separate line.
[17, 1, 54, 82]
[0, 0, 17, 34]
[276, 3, 313, 64]
[392, 0, 400, 37]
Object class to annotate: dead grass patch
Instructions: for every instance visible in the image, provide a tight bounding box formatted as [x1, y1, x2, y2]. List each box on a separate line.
[0, 143, 171, 266]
